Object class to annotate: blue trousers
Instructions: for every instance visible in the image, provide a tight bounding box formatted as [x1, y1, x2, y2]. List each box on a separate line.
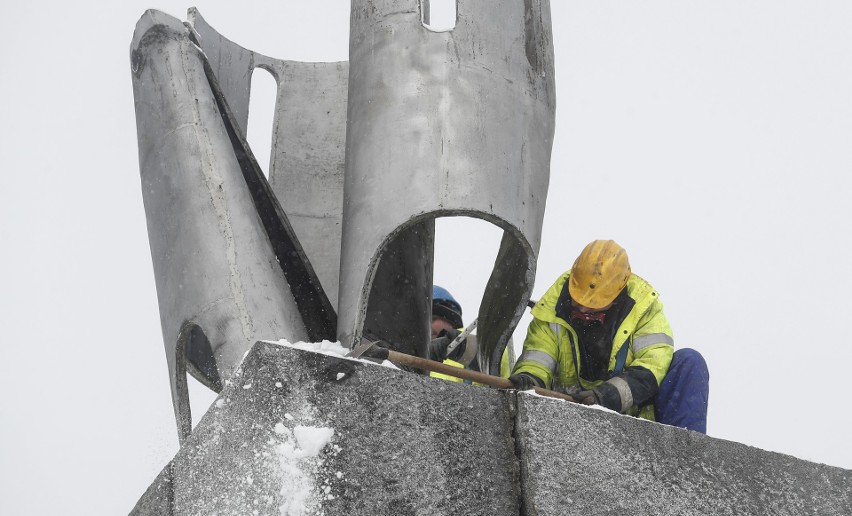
[654, 348, 709, 433]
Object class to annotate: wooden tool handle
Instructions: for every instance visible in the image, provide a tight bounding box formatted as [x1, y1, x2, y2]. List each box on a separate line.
[385, 350, 577, 403]
[388, 350, 513, 388]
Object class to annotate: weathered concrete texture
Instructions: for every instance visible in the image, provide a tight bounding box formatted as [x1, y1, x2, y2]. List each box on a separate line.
[130, 464, 173, 515]
[515, 394, 852, 516]
[134, 343, 852, 515]
[138, 342, 519, 515]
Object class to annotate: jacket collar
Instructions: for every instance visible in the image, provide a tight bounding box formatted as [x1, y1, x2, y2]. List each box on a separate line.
[554, 280, 635, 331]
[532, 271, 655, 327]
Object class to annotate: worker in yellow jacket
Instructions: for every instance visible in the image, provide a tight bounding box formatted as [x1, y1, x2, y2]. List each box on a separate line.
[510, 240, 709, 433]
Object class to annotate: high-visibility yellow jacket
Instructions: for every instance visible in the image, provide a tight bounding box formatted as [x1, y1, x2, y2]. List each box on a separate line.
[513, 271, 673, 420]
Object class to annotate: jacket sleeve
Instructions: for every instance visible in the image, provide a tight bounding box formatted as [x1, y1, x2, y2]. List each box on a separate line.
[595, 298, 674, 412]
[511, 317, 560, 389]
[629, 297, 674, 385]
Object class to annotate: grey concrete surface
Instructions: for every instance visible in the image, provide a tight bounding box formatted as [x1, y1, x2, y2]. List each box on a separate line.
[515, 394, 852, 516]
[133, 342, 519, 515]
[133, 343, 851, 515]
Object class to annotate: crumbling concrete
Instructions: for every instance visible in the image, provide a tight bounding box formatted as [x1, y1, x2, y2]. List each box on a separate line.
[133, 342, 852, 515]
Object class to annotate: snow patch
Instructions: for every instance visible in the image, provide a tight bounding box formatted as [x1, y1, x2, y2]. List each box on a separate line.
[278, 339, 350, 356]
[265, 339, 399, 369]
[275, 423, 336, 516]
[293, 426, 335, 456]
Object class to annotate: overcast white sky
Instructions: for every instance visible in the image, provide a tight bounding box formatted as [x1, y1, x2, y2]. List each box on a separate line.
[2, 1, 851, 514]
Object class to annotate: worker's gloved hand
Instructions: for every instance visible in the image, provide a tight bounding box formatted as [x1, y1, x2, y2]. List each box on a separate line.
[428, 328, 463, 362]
[360, 338, 393, 361]
[570, 390, 599, 405]
[438, 328, 461, 342]
[509, 373, 542, 391]
[428, 335, 450, 362]
[438, 328, 465, 361]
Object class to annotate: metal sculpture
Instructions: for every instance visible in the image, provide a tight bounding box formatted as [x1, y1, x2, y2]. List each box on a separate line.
[131, 10, 339, 441]
[131, 0, 554, 439]
[188, 11, 349, 311]
[340, 0, 555, 375]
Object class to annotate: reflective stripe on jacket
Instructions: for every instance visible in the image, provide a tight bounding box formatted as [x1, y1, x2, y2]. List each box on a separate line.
[512, 271, 674, 419]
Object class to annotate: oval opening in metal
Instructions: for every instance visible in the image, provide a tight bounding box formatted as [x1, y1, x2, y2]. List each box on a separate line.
[422, 0, 457, 32]
[433, 216, 519, 370]
[247, 67, 278, 178]
[433, 216, 501, 328]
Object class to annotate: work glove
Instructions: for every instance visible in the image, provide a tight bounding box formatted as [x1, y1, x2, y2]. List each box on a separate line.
[428, 328, 463, 362]
[438, 327, 461, 343]
[509, 373, 543, 391]
[569, 389, 599, 405]
[359, 338, 393, 361]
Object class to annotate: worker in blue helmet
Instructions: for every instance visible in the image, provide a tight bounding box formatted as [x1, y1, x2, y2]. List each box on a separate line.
[431, 285, 465, 337]
[429, 285, 511, 381]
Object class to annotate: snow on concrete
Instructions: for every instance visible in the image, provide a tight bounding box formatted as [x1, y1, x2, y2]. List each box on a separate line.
[252, 356, 344, 516]
[274, 418, 336, 515]
[266, 339, 399, 370]
[518, 389, 633, 418]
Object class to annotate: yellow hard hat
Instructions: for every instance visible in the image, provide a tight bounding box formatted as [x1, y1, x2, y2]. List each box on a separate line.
[568, 240, 631, 310]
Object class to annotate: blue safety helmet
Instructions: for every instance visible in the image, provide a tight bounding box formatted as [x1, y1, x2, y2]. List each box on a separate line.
[432, 285, 464, 329]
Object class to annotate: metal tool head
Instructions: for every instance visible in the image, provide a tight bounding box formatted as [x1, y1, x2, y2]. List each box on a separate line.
[345, 339, 391, 362]
[345, 339, 378, 359]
